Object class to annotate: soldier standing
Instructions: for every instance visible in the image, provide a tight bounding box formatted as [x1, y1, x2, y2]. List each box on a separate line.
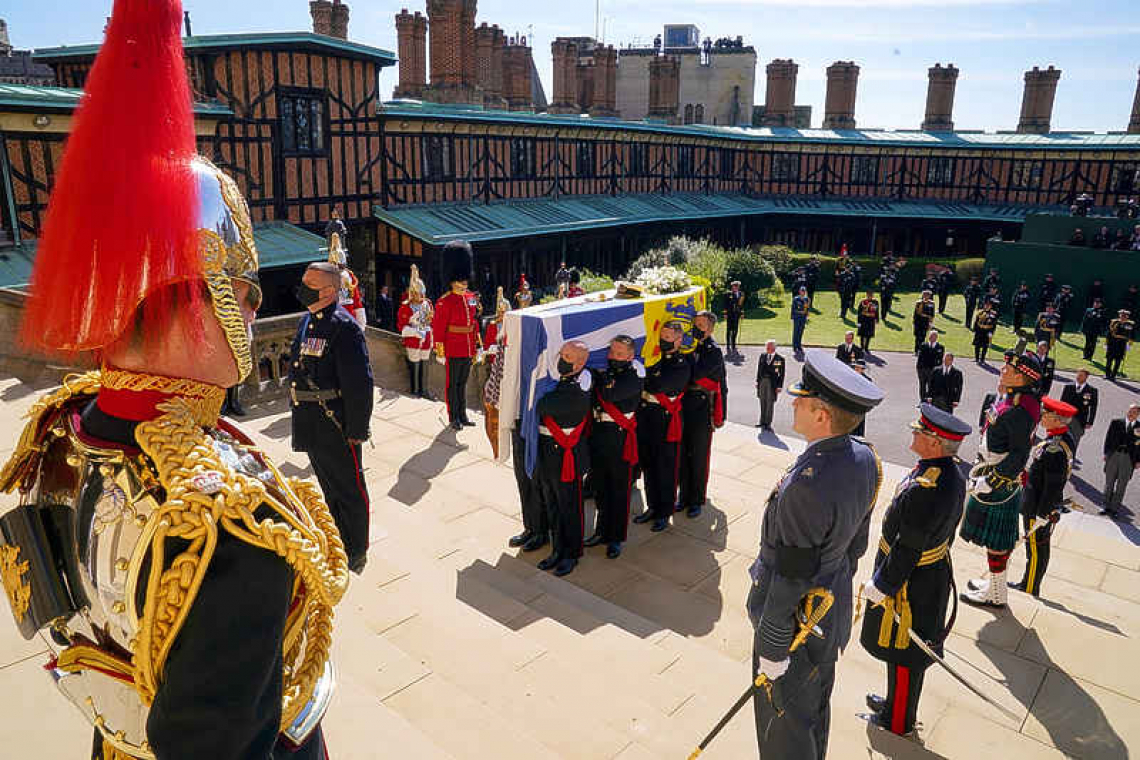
[857, 290, 880, 353]
[860, 404, 969, 738]
[396, 264, 434, 399]
[1081, 298, 1107, 360]
[936, 268, 955, 315]
[791, 286, 810, 355]
[586, 336, 644, 559]
[982, 267, 1001, 295]
[963, 276, 982, 331]
[725, 280, 746, 358]
[1038, 273, 1058, 312]
[973, 304, 998, 363]
[534, 341, 592, 577]
[805, 256, 821, 302]
[749, 352, 883, 759]
[756, 340, 786, 430]
[1033, 304, 1062, 350]
[912, 290, 936, 354]
[960, 351, 1044, 609]
[916, 329, 945, 401]
[880, 267, 898, 316]
[1011, 398, 1077, 597]
[1033, 340, 1056, 397]
[1011, 282, 1031, 332]
[1060, 369, 1098, 453]
[634, 322, 692, 532]
[679, 312, 728, 519]
[433, 240, 481, 430]
[1105, 309, 1135, 381]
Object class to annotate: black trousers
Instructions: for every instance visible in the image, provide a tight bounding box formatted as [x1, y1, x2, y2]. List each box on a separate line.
[752, 646, 836, 760]
[512, 426, 548, 537]
[974, 341, 990, 363]
[913, 332, 926, 354]
[1083, 332, 1098, 360]
[1106, 347, 1125, 379]
[726, 317, 741, 354]
[883, 663, 928, 735]
[638, 405, 681, 520]
[1013, 307, 1026, 332]
[406, 359, 426, 396]
[1019, 514, 1054, 596]
[309, 442, 370, 567]
[679, 404, 714, 510]
[916, 367, 933, 401]
[859, 333, 872, 353]
[534, 438, 585, 559]
[882, 291, 894, 315]
[930, 396, 953, 413]
[590, 423, 634, 543]
[445, 357, 472, 423]
[937, 291, 948, 314]
[965, 301, 977, 331]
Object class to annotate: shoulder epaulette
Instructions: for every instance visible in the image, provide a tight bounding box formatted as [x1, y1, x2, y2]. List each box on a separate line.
[915, 466, 940, 488]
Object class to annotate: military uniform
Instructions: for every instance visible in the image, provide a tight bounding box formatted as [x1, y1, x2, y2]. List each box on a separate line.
[915, 339, 945, 402]
[289, 301, 374, 571]
[588, 361, 643, 552]
[725, 288, 746, 356]
[981, 271, 1001, 295]
[805, 260, 821, 302]
[534, 373, 592, 576]
[511, 418, 549, 552]
[936, 270, 955, 314]
[1060, 380, 1098, 451]
[434, 273, 481, 428]
[748, 352, 883, 759]
[1081, 304, 1107, 360]
[963, 281, 982, 331]
[1033, 311, 1062, 350]
[857, 297, 880, 353]
[880, 270, 898, 315]
[1054, 287, 1075, 328]
[791, 293, 810, 353]
[1013, 400, 1076, 597]
[1034, 351, 1056, 397]
[912, 299, 936, 354]
[635, 350, 691, 529]
[973, 309, 997, 363]
[839, 267, 858, 318]
[1105, 313, 1135, 381]
[1038, 276, 1058, 312]
[1011, 287, 1031, 332]
[756, 350, 786, 429]
[861, 405, 969, 736]
[679, 335, 727, 518]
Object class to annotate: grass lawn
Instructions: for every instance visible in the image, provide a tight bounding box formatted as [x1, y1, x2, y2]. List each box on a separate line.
[714, 289, 1140, 377]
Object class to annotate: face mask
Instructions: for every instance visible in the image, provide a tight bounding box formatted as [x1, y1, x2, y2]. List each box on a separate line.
[608, 359, 630, 372]
[659, 338, 675, 353]
[557, 357, 575, 376]
[296, 284, 322, 307]
[692, 327, 705, 340]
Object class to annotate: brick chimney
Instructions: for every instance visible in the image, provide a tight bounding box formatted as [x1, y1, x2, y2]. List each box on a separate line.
[476, 24, 506, 106]
[589, 45, 618, 118]
[425, 0, 480, 104]
[503, 35, 533, 111]
[1017, 66, 1061, 134]
[395, 9, 428, 98]
[823, 61, 859, 129]
[1128, 67, 1140, 133]
[762, 59, 798, 127]
[648, 55, 680, 123]
[329, 0, 349, 39]
[460, 0, 477, 92]
[922, 63, 958, 132]
[549, 38, 580, 114]
[310, 0, 333, 36]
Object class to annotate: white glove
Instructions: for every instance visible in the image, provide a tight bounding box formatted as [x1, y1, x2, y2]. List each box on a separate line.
[970, 476, 993, 495]
[861, 580, 886, 606]
[757, 656, 790, 680]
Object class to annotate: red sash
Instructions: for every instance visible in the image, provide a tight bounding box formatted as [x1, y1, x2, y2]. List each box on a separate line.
[654, 392, 685, 442]
[542, 415, 588, 482]
[597, 397, 638, 465]
[694, 377, 725, 428]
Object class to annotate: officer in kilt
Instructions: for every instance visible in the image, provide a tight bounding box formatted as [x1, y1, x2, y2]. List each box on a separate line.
[960, 351, 1044, 609]
[860, 404, 970, 737]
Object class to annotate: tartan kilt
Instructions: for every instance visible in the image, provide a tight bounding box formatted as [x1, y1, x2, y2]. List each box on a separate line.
[960, 483, 1021, 553]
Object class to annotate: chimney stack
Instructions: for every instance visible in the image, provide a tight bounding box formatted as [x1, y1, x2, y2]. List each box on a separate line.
[395, 9, 428, 98]
[460, 0, 477, 93]
[590, 45, 618, 118]
[1128, 67, 1140, 134]
[476, 24, 506, 107]
[310, 0, 333, 36]
[549, 38, 580, 114]
[823, 61, 859, 129]
[922, 63, 959, 132]
[329, 0, 350, 39]
[502, 36, 533, 111]
[425, 0, 480, 104]
[648, 55, 681, 123]
[762, 59, 798, 127]
[1017, 65, 1061, 134]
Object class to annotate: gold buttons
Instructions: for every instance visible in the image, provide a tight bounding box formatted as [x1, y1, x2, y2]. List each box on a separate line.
[115, 558, 129, 572]
[66, 455, 81, 467]
[111, 601, 126, 614]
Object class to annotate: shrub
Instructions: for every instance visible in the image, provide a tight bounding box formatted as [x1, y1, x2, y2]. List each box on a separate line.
[578, 268, 614, 293]
[625, 235, 713, 280]
[757, 279, 787, 309]
[688, 273, 713, 307]
[725, 247, 776, 295]
[754, 244, 797, 279]
[954, 258, 986, 284]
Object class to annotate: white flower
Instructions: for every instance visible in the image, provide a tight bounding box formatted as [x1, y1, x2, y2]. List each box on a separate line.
[635, 265, 692, 295]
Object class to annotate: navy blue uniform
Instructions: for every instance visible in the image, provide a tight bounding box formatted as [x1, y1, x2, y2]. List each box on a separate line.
[1011, 287, 1031, 331]
[589, 363, 643, 544]
[535, 375, 592, 561]
[289, 303, 374, 570]
[637, 351, 692, 522]
[679, 337, 727, 515]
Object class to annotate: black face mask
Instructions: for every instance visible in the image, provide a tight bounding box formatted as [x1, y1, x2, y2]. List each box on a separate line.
[692, 327, 705, 341]
[659, 338, 675, 353]
[296, 284, 322, 307]
[608, 359, 631, 372]
[557, 357, 575, 376]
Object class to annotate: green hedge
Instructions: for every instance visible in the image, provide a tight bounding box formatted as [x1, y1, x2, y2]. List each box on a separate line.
[782, 253, 983, 291]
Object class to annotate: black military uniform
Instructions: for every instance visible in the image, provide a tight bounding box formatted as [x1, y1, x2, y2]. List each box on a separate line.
[1038, 275, 1058, 312]
[1122, 285, 1139, 317]
[587, 361, 643, 556]
[679, 330, 727, 518]
[926, 361, 963, 413]
[1033, 310, 1061, 349]
[981, 270, 1001, 295]
[963, 279, 982, 330]
[635, 348, 692, 530]
[725, 287, 746, 356]
[973, 308, 997, 363]
[836, 340, 864, 366]
[881, 269, 898, 316]
[861, 405, 969, 737]
[984, 288, 1002, 316]
[912, 298, 936, 354]
[1081, 302, 1107, 360]
[534, 371, 592, 576]
[1105, 311, 1135, 380]
[839, 267, 858, 318]
[1012, 400, 1076, 597]
[756, 349, 786, 429]
[510, 419, 549, 552]
[289, 300, 374, 572]
[915, 338, 945, 401]
[920, 275, 938, 296]
[1011, 285, 1031, 332]
[805, 259, 821, 302]
[936, 269, 955, 315]
[1033, 350, 1056, 397]
[857, 296, 880, 353]
[1054, 286, 1075, 328]
[748, 352, 883, 760]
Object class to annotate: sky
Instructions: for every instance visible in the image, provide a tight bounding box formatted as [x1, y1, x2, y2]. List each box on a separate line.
[5, 0, 1138, 133]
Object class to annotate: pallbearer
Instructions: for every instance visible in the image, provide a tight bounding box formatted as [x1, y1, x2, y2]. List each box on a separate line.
[679, 311, 728, 519]
[860, 404, 970, 738]
[586, 335, 644, 559]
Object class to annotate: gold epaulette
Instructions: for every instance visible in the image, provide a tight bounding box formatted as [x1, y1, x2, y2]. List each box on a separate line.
[915, 466, 941, 488]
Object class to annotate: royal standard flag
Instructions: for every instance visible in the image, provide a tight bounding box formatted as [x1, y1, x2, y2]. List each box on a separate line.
[499, 286, 706, 475]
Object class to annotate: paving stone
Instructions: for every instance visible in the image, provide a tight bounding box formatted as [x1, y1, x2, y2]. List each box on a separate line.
[1016, 606, 1140, 700]
[0, 656, 93, 756]
[323, 676, 456, 760]
[1100, 563, 1140, 605]
[617, 529, 738, 590]
[923, 705, 1068, 759]
[1022, 669, 1138, 760]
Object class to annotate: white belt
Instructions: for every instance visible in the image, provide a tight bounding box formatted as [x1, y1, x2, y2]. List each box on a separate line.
[539, 424, 577, 437]
[596, 411, 634, 424]
[641, 391, 678, 405]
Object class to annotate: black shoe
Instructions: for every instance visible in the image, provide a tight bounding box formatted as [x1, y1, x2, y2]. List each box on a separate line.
[1008, 580, 1027, 592]
[461, 419, 476, 427]
[583, 533, 605, 548]
[228, 403, 247, 417]
[651, 518, 669, 532]
[606, 543, 622, 559]
[521, 534, 549, 552]
[509, 531, 534, 548]
[1100, 508, 1120, 519]
[419, 391, 438, 401]
[632, 512, 653, 525]
[865, 694, 887, 714]
[553, 558, 578, 577]
[349, 555, 368, 575]
[686, 505, 702, 518]
[867, 711, 914, 737]
[537, 553, 561, 571]
[755, 422, 763, 428]
[450, 421, 463, 431]
[673, 503, 685, 513]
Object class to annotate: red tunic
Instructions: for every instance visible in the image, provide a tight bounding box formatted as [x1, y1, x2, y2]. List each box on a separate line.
[396, 300, 433, 352]
[433, 290, 480, 358]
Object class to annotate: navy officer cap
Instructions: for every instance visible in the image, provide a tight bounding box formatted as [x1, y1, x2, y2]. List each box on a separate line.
[911, 402, 971, 441]
[788, 350, 883, 414]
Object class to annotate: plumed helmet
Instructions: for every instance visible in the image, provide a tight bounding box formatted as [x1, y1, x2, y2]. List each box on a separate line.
[407, 264, 425, 299]
[441, 240, 473, 286]
[326, 232, 348, 267]
[496, 286, 509, 315]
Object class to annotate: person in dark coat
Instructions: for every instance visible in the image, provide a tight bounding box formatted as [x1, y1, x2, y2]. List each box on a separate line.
[1011, 282, 1031, 332]
[915, 329, 944, 401]
[749, 352, 883, 760]
[1038, 274, 1058, 312]
[982, 268, 1001, 295]
[290, 262, 375, 574]
[936, 268, 955, 315]
[973, 303, 998, 363]
[926, 352, 963, 413]
[1033, 340, 1056, 397]
[791, 287, 810, 354]
[533, 340, 593, 577]
[836, 330, 864, 366]
[1033, 305, 1062, 351]
[724, 280, 746, 358]
[1060, 369, 1098, 453]
[1081, 298, 1107, 360]
[860, 404, 969, 737]
[679, 312, 728, 519]
[856, 290, 880, 353]
[1105, 309, 1135, 381]
[756, 339, 785, 430]
[375, 284, 394, 330]
[912, 291, 936, 354]
[963, 276, 982, 331]
[1101, 403, 1140, 518]
[805, 256, 821, 301]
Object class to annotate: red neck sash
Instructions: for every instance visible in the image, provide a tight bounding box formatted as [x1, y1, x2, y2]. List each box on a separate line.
[542, 415, 588, 481]
[654, 392, 685, 442]
[597, 397, 638, 465]
[694, 377, 724, 428]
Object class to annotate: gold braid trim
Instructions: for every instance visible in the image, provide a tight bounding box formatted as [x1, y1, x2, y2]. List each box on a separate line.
[131, 396, 348, 729]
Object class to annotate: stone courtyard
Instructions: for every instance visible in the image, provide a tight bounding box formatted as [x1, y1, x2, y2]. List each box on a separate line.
[0, 376, 1136, 759]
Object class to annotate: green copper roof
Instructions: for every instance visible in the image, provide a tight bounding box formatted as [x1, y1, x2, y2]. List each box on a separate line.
[375, 193, 1044, 245]
[0, 83, 233, 116]
[34, 32, 396, 66]
[382, 101, 1140, 152]
[0, 222, 324, 289]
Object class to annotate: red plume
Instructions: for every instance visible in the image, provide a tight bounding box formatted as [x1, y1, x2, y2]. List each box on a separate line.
[21, 0, 204, 359]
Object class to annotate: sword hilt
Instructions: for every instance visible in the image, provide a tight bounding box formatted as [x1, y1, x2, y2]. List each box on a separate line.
[791, 587, 834, 652]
